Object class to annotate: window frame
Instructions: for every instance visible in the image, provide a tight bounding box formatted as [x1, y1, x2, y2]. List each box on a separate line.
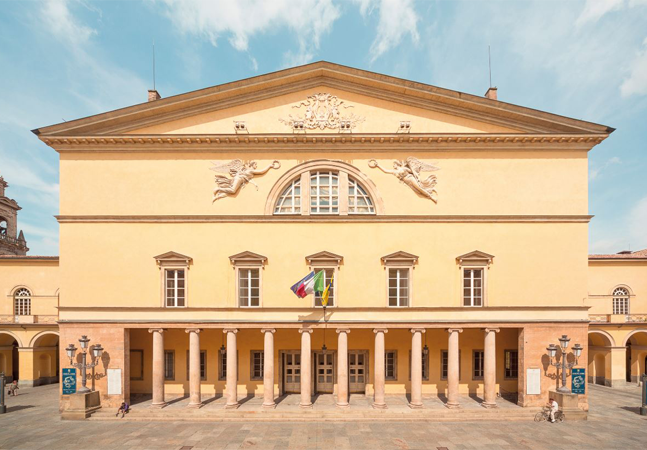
[456, 251, 493, 308]
[385, 350, 398, 381]
[462, 268, 484, 307]
[237, 267, 261, 308]
[612, 287, 630, 315]
[504, 349, 519, 379]
[130, 349, 144, 381]
[274, 177, 302, 215]
[250, 350, 264, 381]
[440, 349, 462, 380]
[154, 252, 192, 308]
[309, 170, 340, 215]
[164, 268, 186, 308]
[230, 251, 267, 308]
[186, 350, 207, 381]
[381, 252, 418, 308]
[387, 267, 410, 307]
[312, 266, 337, 308]
[13, 287, 31, 316]
[472, 349, 484, 380]
[164, 350, 175, 381]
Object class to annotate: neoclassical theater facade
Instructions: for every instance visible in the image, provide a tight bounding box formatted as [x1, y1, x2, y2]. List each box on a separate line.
[1, 62, 645, 413]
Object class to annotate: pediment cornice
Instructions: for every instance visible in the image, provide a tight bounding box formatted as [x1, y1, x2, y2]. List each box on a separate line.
[33, 61, 614, 139]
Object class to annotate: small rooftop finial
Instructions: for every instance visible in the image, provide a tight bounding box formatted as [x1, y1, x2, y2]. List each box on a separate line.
[484, 45, 498, 101]
[148, 40, 161, 102]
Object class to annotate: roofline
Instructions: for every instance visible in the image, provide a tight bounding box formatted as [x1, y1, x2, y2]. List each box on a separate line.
[32, 61, 614, 137]
[0, 256, 59, 262]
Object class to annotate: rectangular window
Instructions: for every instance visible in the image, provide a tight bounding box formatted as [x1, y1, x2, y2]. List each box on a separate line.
[219, 351, 227, 381]
[473, 350, 484, 380]
[164, 350, 175, 380]
[250, 350, 264, 380]
[130, 350, 144, 381]
[504, 350, 518, 379]
[310, 171, 339, 214]
[613, 298, 629, 315]
[463, 268, 483, 307]
[408, 350, 430, 381]
[441, 350, 462, 380]
[388, 268, 409, 307]
[314, 268, 335, 307]
[238, 268, 260, 307]
[186, 350, 207, 381]
[385, 350, 397, 380]
[165, 269, 185, 307]
[14, 298, 31, 316]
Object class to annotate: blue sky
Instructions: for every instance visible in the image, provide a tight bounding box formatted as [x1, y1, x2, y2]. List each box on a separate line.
[0, 0, 646, 256]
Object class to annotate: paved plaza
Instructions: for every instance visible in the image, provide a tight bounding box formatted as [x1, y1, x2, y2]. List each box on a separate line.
[1, 384, 646, 449]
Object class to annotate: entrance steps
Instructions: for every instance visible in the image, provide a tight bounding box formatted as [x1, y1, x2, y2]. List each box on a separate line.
[89, 407, 541, 423]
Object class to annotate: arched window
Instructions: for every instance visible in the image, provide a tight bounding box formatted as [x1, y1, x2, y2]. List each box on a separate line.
[272, 165, 377, 216]
[14, 288, 31, 316]
[612, 287, 630, 315]
[0, 217, 7, 236]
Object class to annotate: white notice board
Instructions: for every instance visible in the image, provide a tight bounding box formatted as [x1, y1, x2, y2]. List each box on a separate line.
[527, 368, 541, 395]
[107, 368, 122, 395]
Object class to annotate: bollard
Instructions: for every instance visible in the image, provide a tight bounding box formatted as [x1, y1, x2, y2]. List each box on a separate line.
[0, 372, 6, 414]
[641, 374, 647, 416]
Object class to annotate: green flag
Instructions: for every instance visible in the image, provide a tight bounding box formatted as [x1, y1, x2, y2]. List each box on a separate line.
[313, 270, 325, 293]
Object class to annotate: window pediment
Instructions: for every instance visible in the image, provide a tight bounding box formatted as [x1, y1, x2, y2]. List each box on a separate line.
[305, 251, 343, 266]
[456, 250, 494, 266]
[229, 251, 267, 266]
[381, 251, 419, 266]
[154, 251, 192, 267]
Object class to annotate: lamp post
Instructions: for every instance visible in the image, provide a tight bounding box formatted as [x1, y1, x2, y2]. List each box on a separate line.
[66, 335, 104, 394]
[546, 335, 582, 393]
[0, 372, 6, 414]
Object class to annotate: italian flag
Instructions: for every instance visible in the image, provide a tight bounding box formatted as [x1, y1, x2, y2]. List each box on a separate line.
[290, 271, 324, 298]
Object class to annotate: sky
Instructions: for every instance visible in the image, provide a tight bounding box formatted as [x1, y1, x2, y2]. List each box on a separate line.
[0, 0, 646, 256]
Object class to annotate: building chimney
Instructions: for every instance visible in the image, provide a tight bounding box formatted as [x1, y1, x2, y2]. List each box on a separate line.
[484, 87, 498, 100]
[148, 89, 161, 102]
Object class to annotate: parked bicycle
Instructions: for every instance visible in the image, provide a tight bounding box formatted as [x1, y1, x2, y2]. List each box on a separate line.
[534, 406, 564, 422]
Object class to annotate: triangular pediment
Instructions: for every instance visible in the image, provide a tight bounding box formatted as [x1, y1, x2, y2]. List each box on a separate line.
[229, 251, 267, 266]
[154, 251, 193, 265]
[305, 251, 344, 265]
[456, 250, 494, 265]
[381, 251, 419, 265]
[33, 62, 613, 139]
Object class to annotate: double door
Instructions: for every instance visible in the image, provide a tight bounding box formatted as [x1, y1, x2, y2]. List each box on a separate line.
[349, 351, 367, 393]
[282, 349, 367, 394]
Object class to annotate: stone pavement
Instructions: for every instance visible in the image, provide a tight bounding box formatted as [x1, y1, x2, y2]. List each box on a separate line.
[1, 384, 646, 449]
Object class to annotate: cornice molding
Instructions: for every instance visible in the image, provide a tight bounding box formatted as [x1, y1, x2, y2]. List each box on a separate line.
[56, 214, 594, 224]
[41, 133, 607, 153]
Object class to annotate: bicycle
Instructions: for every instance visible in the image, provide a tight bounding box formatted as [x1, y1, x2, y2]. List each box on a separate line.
[534, 406, 564, 422]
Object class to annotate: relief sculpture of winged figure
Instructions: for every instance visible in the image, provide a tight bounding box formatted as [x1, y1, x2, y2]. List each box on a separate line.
[210, 159, 281, 202]
[369, 157, 439, 203]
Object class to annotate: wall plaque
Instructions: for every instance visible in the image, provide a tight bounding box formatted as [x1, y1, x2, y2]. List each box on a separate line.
[527, 368, 541, 395]
[107, 368, 122, 395]
[571, 368, 586, 394]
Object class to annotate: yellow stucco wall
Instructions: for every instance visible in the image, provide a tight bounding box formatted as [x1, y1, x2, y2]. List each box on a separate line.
[587, 261, 647, 315]
[0, 259, 59, 318]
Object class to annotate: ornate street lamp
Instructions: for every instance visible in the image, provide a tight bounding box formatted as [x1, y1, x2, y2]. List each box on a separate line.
[66, 335, 103, 394]
[546, 335, 581, 393]
[423, 331, 429, 357]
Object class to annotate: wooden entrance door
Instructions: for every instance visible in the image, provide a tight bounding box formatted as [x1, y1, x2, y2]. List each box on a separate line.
[349, 351, 367, 393]
[283, 352, 301, 393]
[316, 352, 334, 393]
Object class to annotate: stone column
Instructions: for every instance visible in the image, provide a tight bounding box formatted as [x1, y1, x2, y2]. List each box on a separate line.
[186, 328, 202, 408]
[224, 328, 239, 409]
[299, 329, 313, 408]
[149, 328, 167, 408]
[372, 328, 388, 409]
[446, 328, 463, 409]
[410, 328, 425, 409]
[483, 328, 499, 408]
[261, 328, 276, 408]
[336, 329, 350, 408]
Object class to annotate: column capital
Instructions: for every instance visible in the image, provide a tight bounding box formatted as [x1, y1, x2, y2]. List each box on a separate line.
[299, 328, 313, 334]
[223, 328, 238, 334]
[261, 328, 276, 334]
[336, 328, 351, 334]
[410, 328, 426, 334]
[148, 328, 165, 334]
[447, 328, 463, 334]
[373, 328, 389, 334]
[185, 328, 202, 334]
[485, 328, 500, 333]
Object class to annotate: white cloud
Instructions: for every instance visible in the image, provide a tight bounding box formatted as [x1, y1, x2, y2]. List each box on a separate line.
[590, 156, 621, 181]
[0, 158, 59, 206]
[158, 0, 341, 66]
[621, 37, 647, 97]
[575, 0, 624, 27]
[355, 0, 420, 62]
[41, 0, 97, 46]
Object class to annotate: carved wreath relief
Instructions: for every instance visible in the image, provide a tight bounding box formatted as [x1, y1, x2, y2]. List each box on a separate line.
[210, 160, 281, 202]
[369, 157, 439, 203]
[279, 93, 365, 131]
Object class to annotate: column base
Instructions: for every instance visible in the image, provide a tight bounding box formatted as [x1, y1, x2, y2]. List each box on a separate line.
[224, 402, 240, 410]
[336, 402, 350, 409]
[187, 402, 203, 409]
[299, 402, 313, 409]
[445, 402, 460, 409]
[150, 402, 167, 409]
[481, 402, 498, 409]
[408, 402, 423, 409]
[262, 402, 276, 409]
[372, 402, 388, 409]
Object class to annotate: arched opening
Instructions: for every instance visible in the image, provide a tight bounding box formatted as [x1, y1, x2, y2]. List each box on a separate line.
[0, 332, 20, 382]
[32, 332, 60, 386]
[0, 217, 7, 237]
[624, 331, 647, 384]
[588, 331, 614, 386]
